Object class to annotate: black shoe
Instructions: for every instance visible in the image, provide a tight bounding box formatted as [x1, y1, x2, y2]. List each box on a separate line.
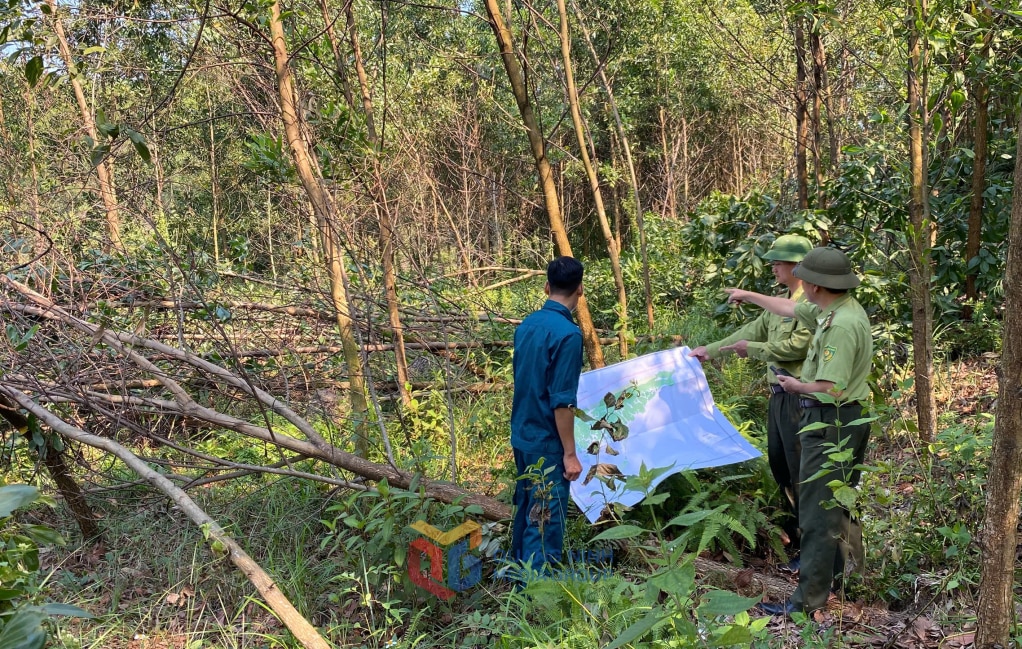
[779, 556, 800, 574]
[757, 600, 796, 616]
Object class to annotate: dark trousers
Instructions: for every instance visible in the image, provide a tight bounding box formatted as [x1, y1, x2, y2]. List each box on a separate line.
[511, 448, 569, 573]
[767, 391, 803, 551]
[790, 403, 870, 612]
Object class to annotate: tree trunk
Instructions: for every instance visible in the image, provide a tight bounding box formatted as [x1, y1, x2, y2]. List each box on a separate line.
[964, 21, 991, 311]
[572, 0, 653, 330]
[794, 16, 810, 210]
[813, 26, 840, 172]
[344, 1, 412, 405]
[556, 0, 628, 358]
[906, 0, 937, 443]
[318, 0, 356, 108]
[266, 0, 371, 452]
[45, 0, 122, 252]
[207, 87, 220, 265]
[809, 22, 824, 203]
[482, 0, 604, 367]
[975, 111, 1022, 649]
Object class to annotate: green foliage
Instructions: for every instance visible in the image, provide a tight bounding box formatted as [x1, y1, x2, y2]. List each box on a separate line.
[496, 467, 769, 648]
[0, 485, 91, 649]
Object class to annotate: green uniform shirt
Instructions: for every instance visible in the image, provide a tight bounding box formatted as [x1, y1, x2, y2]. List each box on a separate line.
[794, 294, 873, 403]
[705, 286, 812, 384]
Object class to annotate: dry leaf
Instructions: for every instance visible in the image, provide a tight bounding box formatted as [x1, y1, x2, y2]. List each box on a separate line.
[734, 568, 754, 589]
[912, 617, 934, 640]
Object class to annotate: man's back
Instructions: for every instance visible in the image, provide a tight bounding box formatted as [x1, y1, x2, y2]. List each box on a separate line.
[511, 301, 583, 455]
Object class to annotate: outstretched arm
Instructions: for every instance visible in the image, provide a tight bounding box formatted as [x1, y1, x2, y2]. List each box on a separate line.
[724, 288, 796, 318]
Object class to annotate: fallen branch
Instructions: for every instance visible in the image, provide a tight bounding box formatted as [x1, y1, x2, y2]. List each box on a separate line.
[2, 278, 512, 521]
[0, 387, 333, 649]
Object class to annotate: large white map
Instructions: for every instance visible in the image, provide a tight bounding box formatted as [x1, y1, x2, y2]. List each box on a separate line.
[570, 346, 761, 523]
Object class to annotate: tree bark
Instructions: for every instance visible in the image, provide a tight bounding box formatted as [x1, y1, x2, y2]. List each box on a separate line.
[343, 1, 412, 406]
[556, 0, 629, 358]
[482, 0, 604, 367]
[975, 111, 1022, 649]
[964, 19, 991, 310]
[794, 15, 810, 209]
[906, 0, 937, 443]
[45, 0, 122, 252]
[266, 0, 371, 451]
[573, 4, 653, 330]
[318, 0, 356, 109]
[809, 22, 824, 202]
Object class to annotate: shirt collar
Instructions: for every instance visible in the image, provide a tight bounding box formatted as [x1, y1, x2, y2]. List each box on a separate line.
[542, 299, 575, 322]
[818, 293, 851, 320]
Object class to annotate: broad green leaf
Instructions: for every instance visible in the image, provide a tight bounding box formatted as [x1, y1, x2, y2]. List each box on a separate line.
[591, 524, 646, 542]
[649, 563, 695, 597]
[831, 485, 858, 509]
[641, 492, 670, 506]
[82, 45, 105, 55]
[711, 624, 754, 646]
[605, 607, 663, 649]
[0, 485, 39, 518]
[698, 589, 760, 616]
[22, 524, 64, 547]
[24, 55, 42, 87]
[0, 608, 47, 649]
[798, 421, 831, 433]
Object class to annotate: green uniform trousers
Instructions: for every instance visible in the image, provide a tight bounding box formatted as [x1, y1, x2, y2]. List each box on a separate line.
[790, 403, 870, 613]
[767, 391, 803, 548]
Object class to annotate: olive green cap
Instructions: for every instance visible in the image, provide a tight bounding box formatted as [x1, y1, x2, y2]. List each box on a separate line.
[793, 247, 860, 289]
[761, 235, 813, 262]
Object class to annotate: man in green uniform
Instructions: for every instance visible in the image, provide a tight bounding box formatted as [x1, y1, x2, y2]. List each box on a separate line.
[724, 247, 873, 616]
[689, 234, 813, 568]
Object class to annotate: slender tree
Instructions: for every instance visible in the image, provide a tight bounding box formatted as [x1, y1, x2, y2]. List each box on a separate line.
[975, 110, 1022, 649]
[266, 0, 371, 451]
[481, 0, 605, 367]
[964, 8, 993, 309]
[793, 13, 810, 209]
[906, 0, 937, 443]
[45, 0, 122, 251]
[555, 0, 629, 357]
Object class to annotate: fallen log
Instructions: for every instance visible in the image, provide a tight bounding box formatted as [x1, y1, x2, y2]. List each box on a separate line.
[1, 388, 333, 649]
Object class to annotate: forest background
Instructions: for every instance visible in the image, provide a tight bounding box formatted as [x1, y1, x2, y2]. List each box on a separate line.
[1, 0, 1022, 646]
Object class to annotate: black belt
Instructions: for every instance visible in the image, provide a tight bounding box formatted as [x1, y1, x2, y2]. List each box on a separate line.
[799, 398, 863, 409]
[769, 384, 786, 394]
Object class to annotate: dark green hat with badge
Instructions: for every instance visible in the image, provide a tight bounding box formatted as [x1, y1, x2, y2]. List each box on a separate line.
[793, 247, 861, 289]
[761, 234, 813, 262]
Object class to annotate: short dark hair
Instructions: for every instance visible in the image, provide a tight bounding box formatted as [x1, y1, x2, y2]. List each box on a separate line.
[547, 256, 584, 295]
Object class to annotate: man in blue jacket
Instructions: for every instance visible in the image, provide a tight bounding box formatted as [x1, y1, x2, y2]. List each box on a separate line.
[510, 256, 585, 573]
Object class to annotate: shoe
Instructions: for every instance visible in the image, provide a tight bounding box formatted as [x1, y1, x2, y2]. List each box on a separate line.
[756, 600, 796, 616]
[779, 556, 800, 574]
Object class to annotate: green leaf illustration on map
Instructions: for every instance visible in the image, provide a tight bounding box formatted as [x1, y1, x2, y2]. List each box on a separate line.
[573, 370, 675, 460]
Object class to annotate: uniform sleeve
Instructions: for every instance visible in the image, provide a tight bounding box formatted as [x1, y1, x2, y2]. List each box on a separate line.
[704, 312, 770, 360]
[745, 319, 812, 363]
[548, 331, 583, 409]
[793, 301, 820, 330]
[811, 324, 857, 389]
